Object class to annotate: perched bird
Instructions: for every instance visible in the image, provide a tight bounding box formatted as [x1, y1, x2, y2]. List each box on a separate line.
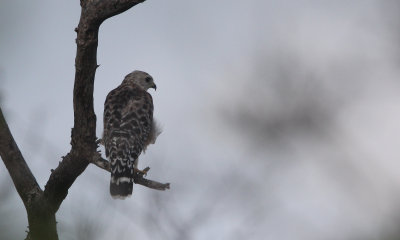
[103, 70, 160, 199]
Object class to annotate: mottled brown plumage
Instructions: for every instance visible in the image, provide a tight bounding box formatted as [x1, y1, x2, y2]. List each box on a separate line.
[103, 70, 159, 199]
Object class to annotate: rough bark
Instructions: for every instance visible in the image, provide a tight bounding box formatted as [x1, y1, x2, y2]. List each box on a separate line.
[0, 1, 171, 239]
[0, 108, 41, 209]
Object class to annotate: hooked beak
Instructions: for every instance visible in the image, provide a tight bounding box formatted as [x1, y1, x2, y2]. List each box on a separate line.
[151, 83, 157, 91]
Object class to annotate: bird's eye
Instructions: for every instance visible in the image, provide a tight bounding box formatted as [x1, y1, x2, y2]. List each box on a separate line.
[145, 77, 151, 83]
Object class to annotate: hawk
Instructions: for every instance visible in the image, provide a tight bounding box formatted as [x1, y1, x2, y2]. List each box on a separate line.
[103, 70, 160, 199]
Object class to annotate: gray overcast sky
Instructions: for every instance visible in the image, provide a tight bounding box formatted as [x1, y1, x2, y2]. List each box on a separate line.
[1, 1, 400, 240]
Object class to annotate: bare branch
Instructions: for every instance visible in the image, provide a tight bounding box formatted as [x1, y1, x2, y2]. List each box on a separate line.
[81, 0, 146, 25]
[43, 0, 148, 212]
[0, 107, 42, 208]
[91, 153, 170, 191]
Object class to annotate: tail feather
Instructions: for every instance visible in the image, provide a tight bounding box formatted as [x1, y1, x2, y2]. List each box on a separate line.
[107, 137, 134, 199]
[110, 180, 133, 199]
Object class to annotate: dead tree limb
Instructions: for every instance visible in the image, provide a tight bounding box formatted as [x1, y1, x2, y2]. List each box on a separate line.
[0, 108, 42, 209]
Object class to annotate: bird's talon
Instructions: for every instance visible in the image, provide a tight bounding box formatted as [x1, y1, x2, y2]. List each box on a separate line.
[135, 167, 149, 176]
[96, 138, 103, 145]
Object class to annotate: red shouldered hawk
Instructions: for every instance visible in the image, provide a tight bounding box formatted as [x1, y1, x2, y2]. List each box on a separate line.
[103, 70, 160, 199]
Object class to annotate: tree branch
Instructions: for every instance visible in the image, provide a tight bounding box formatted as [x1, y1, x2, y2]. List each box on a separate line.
[0, 107, 42, 208]
[43, 0, 148, 212]
[91, 153, 170, 191]
[81, 0, 146, 25]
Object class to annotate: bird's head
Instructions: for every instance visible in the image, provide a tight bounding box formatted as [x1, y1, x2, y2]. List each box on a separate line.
[122, 70, 157, 91]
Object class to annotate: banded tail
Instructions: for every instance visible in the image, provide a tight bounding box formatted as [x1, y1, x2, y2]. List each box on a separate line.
[108, 136, 135, 199]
